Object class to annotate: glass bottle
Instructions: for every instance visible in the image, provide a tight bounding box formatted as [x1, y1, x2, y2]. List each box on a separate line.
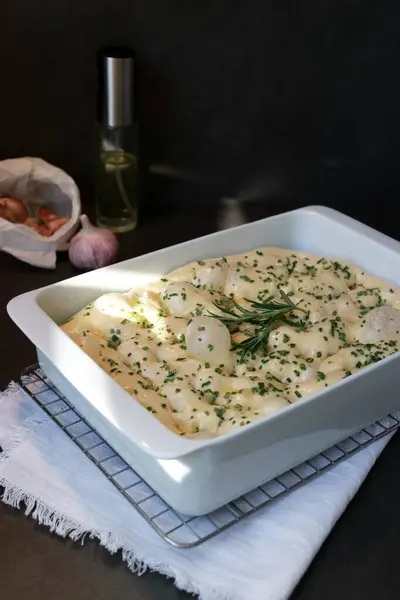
[95, 47, 140, 232]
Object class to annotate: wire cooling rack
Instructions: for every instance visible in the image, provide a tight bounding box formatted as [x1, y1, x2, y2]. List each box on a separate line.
[20, 364, 400, 549]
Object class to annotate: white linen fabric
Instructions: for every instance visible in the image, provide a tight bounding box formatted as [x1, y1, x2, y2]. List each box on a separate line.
[0, 384, 391, 600]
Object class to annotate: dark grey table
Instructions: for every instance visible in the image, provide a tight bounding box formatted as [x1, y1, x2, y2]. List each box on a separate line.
[1, 205, 400, 600]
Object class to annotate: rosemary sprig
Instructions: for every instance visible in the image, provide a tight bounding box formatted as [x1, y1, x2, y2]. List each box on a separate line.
[209, 290, 307, 359]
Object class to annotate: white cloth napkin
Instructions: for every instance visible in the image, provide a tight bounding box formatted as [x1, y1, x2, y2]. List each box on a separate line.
[0, 383, 393, 600]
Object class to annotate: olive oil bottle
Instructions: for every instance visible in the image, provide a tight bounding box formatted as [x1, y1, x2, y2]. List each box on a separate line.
[96, 47, 140, 232]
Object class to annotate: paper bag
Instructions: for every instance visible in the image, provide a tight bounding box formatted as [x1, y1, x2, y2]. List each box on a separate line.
[0, 157, 81, 269]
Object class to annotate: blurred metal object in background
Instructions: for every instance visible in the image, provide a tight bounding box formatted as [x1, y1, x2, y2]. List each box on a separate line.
[148, 163, 285, 230]
[217, 198, 247, 230]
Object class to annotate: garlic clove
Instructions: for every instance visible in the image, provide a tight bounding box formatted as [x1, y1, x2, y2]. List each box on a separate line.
[68, 214, 119, 270]
[0, 196, 29, 223]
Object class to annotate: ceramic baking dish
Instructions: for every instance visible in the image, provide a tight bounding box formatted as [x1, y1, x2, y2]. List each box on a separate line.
[7, 206, 400, 516]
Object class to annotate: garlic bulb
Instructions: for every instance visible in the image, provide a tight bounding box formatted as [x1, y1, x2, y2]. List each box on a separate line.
[69, 214, 119, 270]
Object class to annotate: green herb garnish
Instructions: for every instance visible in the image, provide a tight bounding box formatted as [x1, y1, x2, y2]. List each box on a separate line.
[209, 290, 307, 359]
[214, 407, 225, 419]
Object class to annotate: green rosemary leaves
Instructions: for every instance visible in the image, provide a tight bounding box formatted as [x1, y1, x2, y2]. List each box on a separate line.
[209, 290, 307, 359]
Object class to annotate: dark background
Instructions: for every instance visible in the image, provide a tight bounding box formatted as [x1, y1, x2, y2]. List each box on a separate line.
[1, 1, 400, 228]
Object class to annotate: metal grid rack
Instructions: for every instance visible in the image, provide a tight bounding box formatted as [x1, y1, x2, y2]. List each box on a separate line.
[20, 365, 400, 549]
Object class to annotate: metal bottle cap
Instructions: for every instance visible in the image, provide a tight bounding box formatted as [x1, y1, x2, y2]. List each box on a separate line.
[97, 46, 135, 128]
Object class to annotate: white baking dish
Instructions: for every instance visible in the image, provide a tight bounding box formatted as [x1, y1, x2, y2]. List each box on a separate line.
[7, 206, 400, 516]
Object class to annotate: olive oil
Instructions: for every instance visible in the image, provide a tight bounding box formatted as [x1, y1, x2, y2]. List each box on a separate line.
[96, 150, 139, 232]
